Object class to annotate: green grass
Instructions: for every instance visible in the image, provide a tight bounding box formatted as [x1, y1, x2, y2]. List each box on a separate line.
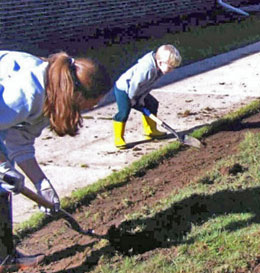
[14, 13, 260, 272]
[82, 15, 260, 82]
[15, 99, 260, 239]
[91, 132, 260, 273]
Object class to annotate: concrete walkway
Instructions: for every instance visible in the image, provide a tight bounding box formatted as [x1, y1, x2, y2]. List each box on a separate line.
[13, 41, 260, 226]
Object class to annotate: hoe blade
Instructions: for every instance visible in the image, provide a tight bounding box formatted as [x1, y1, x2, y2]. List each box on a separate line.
[182, 135, 201, 148]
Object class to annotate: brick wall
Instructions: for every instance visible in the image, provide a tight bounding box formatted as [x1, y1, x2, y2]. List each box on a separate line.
[0, 0, 252, 54]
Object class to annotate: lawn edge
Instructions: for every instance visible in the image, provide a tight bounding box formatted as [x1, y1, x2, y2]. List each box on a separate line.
[15, 99, 260, 238]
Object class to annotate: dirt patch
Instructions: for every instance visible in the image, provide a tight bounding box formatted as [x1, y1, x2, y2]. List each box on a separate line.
[12, 42, 260, 225]
[16, 112, 260, 273]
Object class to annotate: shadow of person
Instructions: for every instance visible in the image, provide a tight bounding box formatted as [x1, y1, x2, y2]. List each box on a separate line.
[42, 241, 96, 265]
[126, 133, 175, 149]
[46, 243, 116, 273]
[50, 186, 260, 272]
[107, 186, 260, 255]
[126, 123, 206, 149]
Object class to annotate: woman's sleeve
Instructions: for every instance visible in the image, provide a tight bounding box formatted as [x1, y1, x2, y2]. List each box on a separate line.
[0, 79, 32, 130]
[3, 119, 48, 164]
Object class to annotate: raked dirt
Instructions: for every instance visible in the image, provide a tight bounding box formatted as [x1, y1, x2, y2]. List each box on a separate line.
[12, 41, 260, 226]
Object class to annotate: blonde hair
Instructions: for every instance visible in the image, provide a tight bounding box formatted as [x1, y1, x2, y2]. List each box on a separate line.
[43, 52, 111, 136]
[155, 44, 182, 68]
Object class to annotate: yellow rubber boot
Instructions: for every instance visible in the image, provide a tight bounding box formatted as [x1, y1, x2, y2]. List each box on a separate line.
[113, 121, 127, 149]
[142, 115, 166, 140]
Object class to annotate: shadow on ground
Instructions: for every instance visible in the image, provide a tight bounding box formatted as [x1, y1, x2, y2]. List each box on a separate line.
[45, 184, 260, 272]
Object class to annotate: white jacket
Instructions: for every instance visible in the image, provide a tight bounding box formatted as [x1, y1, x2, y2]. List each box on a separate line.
[115, 51, 162, 100]
[0, 51, 49, 163]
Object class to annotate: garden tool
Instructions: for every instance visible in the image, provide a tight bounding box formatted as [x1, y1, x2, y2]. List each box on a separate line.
[142, 107, 201, 148]
[0, 173, 106, 239]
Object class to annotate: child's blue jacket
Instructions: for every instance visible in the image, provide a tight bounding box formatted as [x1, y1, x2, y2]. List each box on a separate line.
[115, 51, 162, 100]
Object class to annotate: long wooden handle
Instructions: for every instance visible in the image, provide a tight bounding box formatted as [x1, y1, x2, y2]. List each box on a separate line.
[142, 108, 201, 148]
[0, 172, 55, 209]
[0, 173, 102, 236]
[147, 113, 164, 126]
[148, 113, 181, 140]
[21, 186, 55, 209]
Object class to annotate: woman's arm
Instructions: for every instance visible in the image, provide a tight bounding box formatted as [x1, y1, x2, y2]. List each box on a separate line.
[2, 126, 60, 213]
[17, 158, 45, 185]
[18, 157, 60, 214]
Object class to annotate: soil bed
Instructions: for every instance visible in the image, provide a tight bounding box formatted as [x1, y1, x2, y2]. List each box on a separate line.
[17, 112, 260, 273]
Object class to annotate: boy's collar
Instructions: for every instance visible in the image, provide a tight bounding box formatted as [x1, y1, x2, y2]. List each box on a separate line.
[152, 52, 160, 70]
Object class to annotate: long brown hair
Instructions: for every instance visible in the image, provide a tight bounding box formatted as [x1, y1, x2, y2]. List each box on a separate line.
[43, 52, 111, 136]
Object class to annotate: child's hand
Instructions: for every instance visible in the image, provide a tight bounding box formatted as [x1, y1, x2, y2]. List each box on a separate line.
[132, 95, 146, 107]
[130, 98, 137, 106]
[138, 95, 146, 107]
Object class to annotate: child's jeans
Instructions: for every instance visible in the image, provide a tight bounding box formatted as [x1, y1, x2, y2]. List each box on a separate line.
[113, 85, 159, 122]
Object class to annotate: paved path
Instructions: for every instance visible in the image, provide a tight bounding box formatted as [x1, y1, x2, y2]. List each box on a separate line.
[13, 41, 260, 226]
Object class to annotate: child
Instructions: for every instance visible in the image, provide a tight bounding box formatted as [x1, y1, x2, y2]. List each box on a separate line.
[0, 50, 111, 272]
[112, 44, 182, 149]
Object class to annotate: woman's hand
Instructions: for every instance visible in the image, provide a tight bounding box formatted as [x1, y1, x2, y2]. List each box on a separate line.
[34, 178, 60, 214]
[18, 158, 60, 214]
[0, 161, 25, 194]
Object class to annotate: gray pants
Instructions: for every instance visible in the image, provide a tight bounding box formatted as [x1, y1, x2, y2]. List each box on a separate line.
[0, 192, 13, 258]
